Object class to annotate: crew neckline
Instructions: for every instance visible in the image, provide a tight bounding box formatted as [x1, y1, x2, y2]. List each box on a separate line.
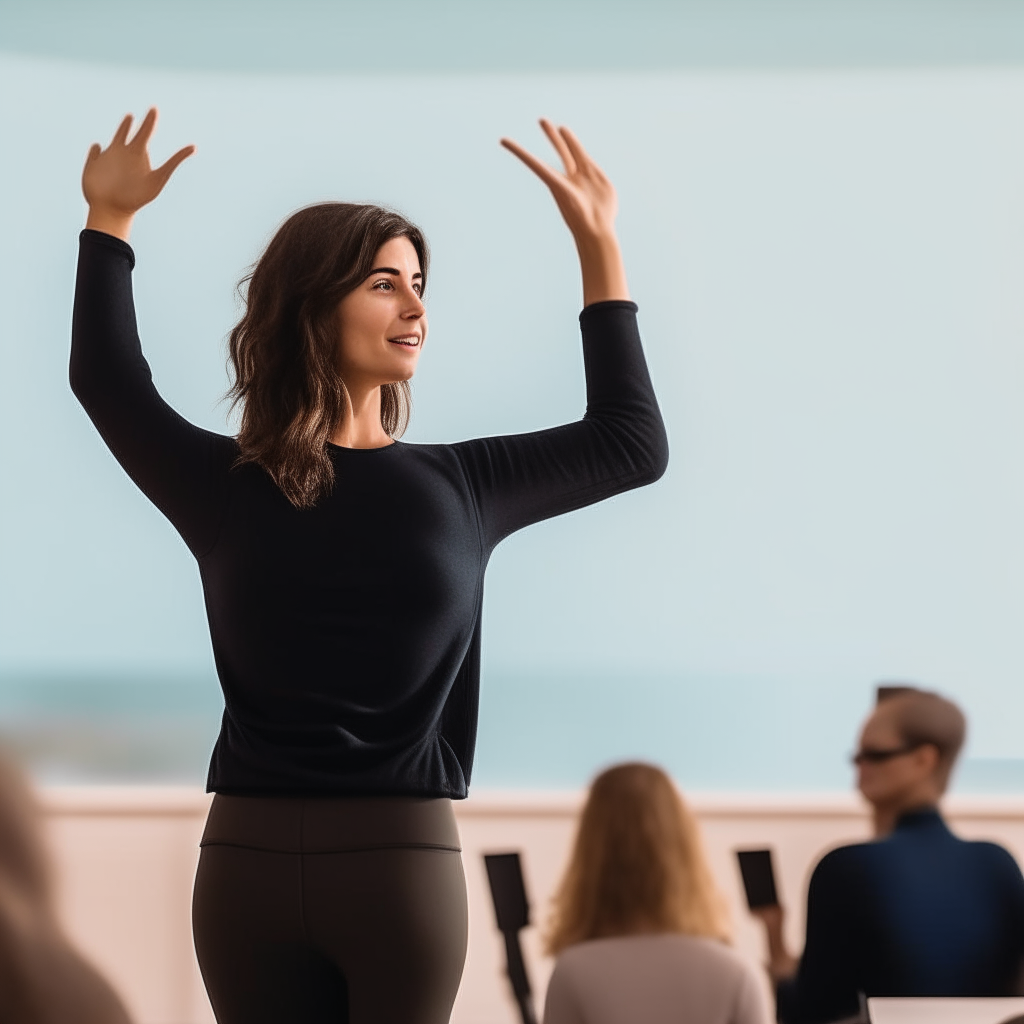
[325, 439, 403, 453]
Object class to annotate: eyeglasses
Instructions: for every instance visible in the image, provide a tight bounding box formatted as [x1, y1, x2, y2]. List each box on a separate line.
[850, 743, 924, 766]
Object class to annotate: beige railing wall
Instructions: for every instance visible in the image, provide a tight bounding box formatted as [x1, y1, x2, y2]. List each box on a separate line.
[38, 788, 1024, 1024]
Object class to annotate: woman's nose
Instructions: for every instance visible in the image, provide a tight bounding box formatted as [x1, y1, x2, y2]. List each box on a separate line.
[403, 291, 425, 318]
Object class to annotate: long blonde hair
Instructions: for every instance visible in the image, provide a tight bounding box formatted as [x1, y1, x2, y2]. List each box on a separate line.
[545, 763, 731, 955]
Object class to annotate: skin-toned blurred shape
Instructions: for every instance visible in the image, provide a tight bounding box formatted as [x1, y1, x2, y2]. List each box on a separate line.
[752, 689, 1024, 1024]
[856, 689, 965, 836]
[542, 763, 769, 1024]
[0, 752, 133, 1024]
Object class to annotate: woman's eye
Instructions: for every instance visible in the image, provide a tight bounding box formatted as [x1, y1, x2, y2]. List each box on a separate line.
[372, 279, 394, 291]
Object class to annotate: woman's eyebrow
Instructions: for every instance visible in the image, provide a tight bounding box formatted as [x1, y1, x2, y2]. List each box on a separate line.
[367, 267, 423, 279]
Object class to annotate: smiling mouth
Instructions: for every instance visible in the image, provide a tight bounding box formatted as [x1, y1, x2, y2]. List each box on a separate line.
[389, 335, 420, 348]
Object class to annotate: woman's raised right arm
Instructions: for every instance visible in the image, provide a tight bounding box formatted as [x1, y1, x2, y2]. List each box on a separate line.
[71, 111, 232, 558]
[81, 107, 195, 244]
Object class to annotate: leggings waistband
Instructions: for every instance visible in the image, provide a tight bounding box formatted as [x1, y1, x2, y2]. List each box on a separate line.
[200, 794, 461, 854]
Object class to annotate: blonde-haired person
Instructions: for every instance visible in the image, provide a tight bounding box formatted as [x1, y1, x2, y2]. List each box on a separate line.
[543, 763, 769, 1024]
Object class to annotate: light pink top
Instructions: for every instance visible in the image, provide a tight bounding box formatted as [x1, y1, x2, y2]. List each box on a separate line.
[543, 934, 770, 1024]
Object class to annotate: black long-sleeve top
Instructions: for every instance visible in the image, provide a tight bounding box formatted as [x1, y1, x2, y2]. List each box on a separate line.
[70, 229, 669, 797]
[776, 809, 1024, 1024]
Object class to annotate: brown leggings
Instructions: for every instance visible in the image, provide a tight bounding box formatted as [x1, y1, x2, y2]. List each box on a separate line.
[192, 794, 468, 1024]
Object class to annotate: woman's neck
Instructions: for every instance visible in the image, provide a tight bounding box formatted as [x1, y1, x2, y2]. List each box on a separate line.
[330, 384, 392, 449]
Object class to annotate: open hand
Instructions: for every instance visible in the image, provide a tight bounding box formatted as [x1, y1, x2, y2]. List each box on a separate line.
[501, 120, 628, 304]
[501, 120, 618, 245]
[82, 108, 195, 241]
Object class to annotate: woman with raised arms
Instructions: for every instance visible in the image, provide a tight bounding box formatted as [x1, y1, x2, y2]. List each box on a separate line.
[72, 108, 668, 1023]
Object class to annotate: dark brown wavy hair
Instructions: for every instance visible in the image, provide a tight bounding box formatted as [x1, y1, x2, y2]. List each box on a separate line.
[228, 203, 428, 508]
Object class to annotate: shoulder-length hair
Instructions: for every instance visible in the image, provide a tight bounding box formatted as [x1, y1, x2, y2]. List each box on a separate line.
[227, 203, 429, 508]
[545, 762, 731, 955]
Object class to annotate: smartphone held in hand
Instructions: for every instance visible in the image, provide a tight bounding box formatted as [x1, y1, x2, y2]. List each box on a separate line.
[736, 848, 779, 909]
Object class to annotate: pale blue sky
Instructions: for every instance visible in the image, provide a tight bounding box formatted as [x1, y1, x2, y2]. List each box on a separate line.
[4, 2, 1024, 787]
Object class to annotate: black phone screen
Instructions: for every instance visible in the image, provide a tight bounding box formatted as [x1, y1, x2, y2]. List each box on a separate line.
[736, 848, 778, 908]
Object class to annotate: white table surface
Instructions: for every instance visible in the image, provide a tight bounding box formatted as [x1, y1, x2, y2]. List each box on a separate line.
[868, 998, 1024, 1024]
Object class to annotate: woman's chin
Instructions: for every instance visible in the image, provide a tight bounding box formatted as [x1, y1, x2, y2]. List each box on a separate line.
[365, 359, 418, 386]
[386, 364, 418, 383]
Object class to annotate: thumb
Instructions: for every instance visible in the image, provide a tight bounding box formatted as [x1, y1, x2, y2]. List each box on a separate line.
[153, 143, 196, 190]
[81, 144, 102, 200]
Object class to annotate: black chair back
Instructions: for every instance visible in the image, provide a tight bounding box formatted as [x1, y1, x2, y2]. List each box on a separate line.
[484, 852, 538, 1024]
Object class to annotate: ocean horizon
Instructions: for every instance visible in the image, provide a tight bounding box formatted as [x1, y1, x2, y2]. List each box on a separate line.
[0, 673, 1018, 793]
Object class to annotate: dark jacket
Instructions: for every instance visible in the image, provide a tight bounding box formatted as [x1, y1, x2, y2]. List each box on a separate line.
[777, 808, 1024, 1024]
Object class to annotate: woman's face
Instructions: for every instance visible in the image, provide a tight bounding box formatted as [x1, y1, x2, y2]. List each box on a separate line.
[335, 236, 426, 390]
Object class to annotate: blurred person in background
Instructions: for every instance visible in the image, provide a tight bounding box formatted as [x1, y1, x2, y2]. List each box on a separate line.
[543, 762, 769, 1024]
[71, 107, 667, 1023]
[0, 751, 133, 1024]
[753, 688, 1024, 1024]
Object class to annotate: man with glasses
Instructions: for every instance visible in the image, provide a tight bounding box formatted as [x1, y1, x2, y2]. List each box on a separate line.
[754, 687, 1024, 1024]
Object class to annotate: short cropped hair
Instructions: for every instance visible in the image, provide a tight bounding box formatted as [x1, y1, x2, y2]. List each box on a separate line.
[878, 686, 966, 791]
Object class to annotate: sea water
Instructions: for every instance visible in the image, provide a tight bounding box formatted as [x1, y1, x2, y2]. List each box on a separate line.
[0, 672, 1020, 793]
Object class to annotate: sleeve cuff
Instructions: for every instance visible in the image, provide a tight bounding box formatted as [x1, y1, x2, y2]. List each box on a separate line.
[579, 299, 638, 325]
[80, 228, 136, 270]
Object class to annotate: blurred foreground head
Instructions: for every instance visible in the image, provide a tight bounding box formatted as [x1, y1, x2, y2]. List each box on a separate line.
[546, 762, 730, 955]
[0, 751, 52, 912]
[856, 687, 966, 821]
[0, 749, 133, 1024]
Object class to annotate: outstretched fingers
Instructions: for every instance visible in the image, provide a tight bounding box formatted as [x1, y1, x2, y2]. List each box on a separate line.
[505, 120, 607, 190]
[111, 113, 134, 147]
[558, 126, 606, 182]
[500, 137, 563, 190]
[540, 118, 577, 176]
[153, 144, 197, 188]
[130, 107, 159, 149]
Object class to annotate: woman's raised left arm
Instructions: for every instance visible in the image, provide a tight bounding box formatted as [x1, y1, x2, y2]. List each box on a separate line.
[501, 120, 628, 307]
[452, 124, 667, 550]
